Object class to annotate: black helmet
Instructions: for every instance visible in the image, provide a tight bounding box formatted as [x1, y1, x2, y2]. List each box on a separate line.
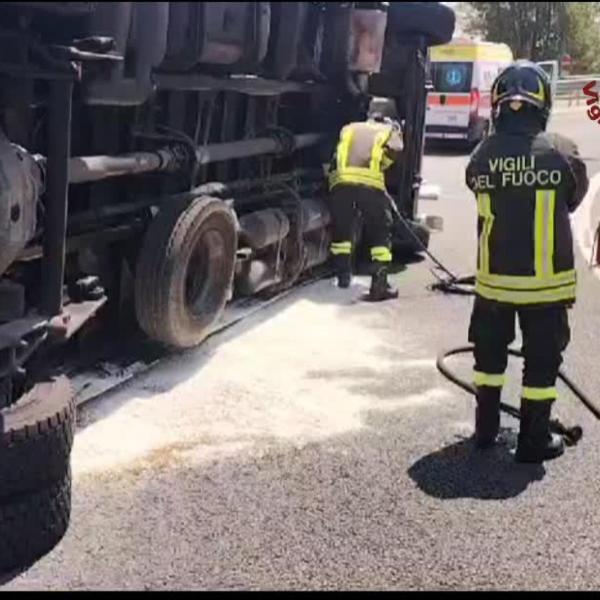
[368, 97, 398, 121]
[491, 61, 552, 127]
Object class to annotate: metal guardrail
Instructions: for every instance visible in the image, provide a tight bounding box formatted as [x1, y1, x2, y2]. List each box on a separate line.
[555, 75, 599, 105]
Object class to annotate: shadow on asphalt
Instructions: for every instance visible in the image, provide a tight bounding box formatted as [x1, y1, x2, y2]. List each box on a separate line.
[407, 433, 546, 500]
[6, 417, 559, 590]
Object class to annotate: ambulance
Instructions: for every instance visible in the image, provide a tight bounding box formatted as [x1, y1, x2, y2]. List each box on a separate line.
[425, 39, 514, 146]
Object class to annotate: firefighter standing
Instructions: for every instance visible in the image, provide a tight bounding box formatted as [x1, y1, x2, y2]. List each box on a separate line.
[328, 100, 403, 301]
[466, 61, 589, 463]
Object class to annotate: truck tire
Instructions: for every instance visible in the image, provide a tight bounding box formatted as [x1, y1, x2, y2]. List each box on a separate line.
[0, 468, 71, 575]
[135, 196, 237, 348]
[387, 2, 455, 47]
[0, 377, 74, 501]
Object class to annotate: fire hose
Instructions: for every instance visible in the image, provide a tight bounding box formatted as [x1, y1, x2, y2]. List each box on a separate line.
[437, 346, 587, 446]
[387, 195, 600, 446]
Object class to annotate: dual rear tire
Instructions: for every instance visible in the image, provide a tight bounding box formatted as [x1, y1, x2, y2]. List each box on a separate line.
[2, 198, 237, 575]
[0, 377, 74, 575]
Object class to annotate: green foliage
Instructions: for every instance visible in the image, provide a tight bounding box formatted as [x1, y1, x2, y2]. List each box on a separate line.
[565, 2, 600, 73]
[464, 2, 600, 72]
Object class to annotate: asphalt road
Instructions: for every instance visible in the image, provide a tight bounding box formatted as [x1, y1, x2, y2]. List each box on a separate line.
[5, 108, 600, 591]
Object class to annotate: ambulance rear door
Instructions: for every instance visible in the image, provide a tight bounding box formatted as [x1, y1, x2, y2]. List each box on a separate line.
[426, 60, 474, 137]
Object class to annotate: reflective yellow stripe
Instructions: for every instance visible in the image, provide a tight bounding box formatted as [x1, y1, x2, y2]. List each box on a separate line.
[381, 153, 394, 171]
[330, 169, 386, 191]
[477, 193, 493, 275]
[337, 126, 354, 173]
[475, 280, 576, 304]
[535, 190, 556, 279]
[548, 191, 556, 276]
[476, 269, 576, 290]
[528, 77, 546, 104]
[534, 190, 545, 276]
[371, 246, 390, 255]
[474, 186, 574, 304]
[474, 372, 506, 387]
[472, 184, 572, 304]
[370, 129, 392, 174]
[371, 246, 392, 262]
[331, 241, 352, 255]
[329, 124, 390, 191]
[523, 386, 558, 401]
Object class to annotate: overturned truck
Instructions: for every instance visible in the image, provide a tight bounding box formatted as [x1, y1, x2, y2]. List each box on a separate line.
[0, 1, 454, 574]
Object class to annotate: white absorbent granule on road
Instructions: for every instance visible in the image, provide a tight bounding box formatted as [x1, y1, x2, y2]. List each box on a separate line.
[72, 281, 442, 477]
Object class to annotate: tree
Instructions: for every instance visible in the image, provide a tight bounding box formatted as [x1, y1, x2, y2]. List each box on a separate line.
[565, 2, 600, 73]
[464, 2, 600, 72]
[464, 2, 566, 61]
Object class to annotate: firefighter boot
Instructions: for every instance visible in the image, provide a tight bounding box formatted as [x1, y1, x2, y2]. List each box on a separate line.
[366, 266, 398, 302]
[334, 254, 352, 289]
[515, 399, 565, 463]
[474, 386, 501, 448]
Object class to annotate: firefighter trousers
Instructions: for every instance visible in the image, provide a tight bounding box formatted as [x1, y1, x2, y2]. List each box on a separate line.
[328, 184, 393, 265]
[468, 298, 571, 400]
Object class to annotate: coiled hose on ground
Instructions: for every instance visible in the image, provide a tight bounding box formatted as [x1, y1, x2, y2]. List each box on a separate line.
[437, 346, 587, 446]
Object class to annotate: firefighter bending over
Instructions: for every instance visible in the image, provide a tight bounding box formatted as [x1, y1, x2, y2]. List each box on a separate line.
[466, 61, 589, 463]
[328, 99, 403, 302]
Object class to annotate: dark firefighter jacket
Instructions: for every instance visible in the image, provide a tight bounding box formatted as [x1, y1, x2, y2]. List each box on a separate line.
[329, 119, 403, 192]
[466, 130, 589, 306]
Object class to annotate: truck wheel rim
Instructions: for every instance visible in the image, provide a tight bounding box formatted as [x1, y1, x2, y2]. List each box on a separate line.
[185, 227, 227, 318]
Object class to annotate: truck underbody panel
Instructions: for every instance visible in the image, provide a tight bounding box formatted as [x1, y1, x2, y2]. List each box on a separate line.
[0, 0, 455, 389]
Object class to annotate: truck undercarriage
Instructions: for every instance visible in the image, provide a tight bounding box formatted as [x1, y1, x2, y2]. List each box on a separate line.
[0, 1, 454, 576]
